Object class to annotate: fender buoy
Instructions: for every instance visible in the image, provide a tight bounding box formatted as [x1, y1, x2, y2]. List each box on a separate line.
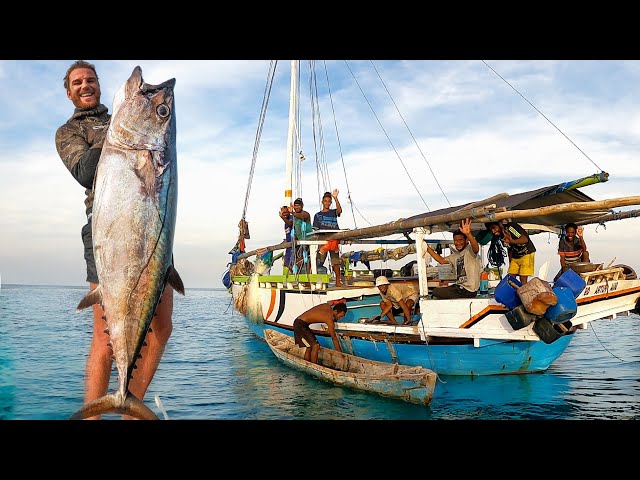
[222, 268, 231, 289]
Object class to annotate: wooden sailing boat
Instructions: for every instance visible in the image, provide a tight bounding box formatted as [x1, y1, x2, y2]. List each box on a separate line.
[227, 61, 640, 376]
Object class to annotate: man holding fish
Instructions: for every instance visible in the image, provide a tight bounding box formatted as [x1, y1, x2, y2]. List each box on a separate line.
[55, 61, 180, 419]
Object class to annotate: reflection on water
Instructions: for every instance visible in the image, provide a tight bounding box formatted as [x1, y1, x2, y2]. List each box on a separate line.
[0, 285, 638, 420]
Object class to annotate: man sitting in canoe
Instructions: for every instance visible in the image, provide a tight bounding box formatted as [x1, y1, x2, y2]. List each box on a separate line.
[293, 302, 347, 364]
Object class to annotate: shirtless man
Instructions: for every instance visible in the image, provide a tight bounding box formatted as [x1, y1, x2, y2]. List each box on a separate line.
[292, 302, 347, 364]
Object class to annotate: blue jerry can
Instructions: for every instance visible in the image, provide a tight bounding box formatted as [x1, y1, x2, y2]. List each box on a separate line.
[494, 274, 522, 309]
[544, 286, 578, 324]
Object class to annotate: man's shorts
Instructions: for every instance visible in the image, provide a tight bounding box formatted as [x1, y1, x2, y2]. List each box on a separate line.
[318, 249, 340, 266]
[293, 318, 319, 348]
[81, 222, 98, 284]
[508, 252, 535, 277]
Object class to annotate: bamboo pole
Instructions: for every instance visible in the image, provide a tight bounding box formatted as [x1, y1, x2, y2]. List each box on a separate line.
[236, 196, 640, 260]
[575, 208, 640, 226]
[489, 196, 640, 223]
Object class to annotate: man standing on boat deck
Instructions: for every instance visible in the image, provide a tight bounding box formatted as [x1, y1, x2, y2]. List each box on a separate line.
[374, 275, 419, 325]
[424, 218, 481, 299]
[289, 198, 313, 274]
[485, 220, 536, 285]
[313, 190, 343, 286]
[553, 223, 590, 281]
[279, 206, 294, 274]
[55, 60, 174, 420]
[293, 302, 347, 364]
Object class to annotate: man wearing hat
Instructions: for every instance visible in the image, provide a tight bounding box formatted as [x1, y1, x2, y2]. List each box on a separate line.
[374, 275, 419, 325]
[289, 198, 312, 273]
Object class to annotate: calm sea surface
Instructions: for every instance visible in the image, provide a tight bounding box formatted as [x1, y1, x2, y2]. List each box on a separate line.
[1, 284, 638, 421]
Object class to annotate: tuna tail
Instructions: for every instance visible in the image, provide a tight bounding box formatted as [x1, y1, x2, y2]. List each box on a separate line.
[69, 392, 160, 420]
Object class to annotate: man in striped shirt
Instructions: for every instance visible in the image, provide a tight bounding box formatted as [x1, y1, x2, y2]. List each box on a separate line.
[554, 223, 590, 281]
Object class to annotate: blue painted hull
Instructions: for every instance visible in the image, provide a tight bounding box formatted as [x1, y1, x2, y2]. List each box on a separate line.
[252, 322, 574, 376]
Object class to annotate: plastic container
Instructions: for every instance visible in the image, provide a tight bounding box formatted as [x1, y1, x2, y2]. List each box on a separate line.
[533, 317, 573, 344]
[554, 268, 586, 298]
[480, 271, 489, 294]
[516, 277, 557, 316]
[505, 304, 540, 330]
[544, 287, 578, 324]
[494, 275, 522, 309]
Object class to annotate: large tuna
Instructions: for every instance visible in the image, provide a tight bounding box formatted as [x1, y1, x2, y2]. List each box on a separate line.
[71, 66, 184, 420]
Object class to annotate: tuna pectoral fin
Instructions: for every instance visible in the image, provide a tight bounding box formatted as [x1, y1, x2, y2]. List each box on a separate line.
[69, 392, 160, 420]
[76, 286, 103, 312]
[167, 265, 185, 295]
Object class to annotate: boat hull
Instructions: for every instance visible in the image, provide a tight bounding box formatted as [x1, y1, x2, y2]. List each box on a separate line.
[261, 322, 573, 376]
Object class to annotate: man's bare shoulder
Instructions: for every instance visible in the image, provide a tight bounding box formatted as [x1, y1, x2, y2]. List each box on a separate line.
[299, 303, 332, 322]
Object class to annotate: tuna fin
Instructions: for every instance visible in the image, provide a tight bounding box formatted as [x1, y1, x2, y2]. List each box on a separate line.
[76, 286, 103, 312]
[69, 392, 160, 420]
[167, 265, 185, 295]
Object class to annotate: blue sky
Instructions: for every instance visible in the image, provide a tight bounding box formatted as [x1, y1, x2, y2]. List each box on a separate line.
[1, 60, 639, 289]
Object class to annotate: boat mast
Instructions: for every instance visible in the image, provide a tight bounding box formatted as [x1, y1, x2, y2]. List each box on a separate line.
[284, 60, 298, 207]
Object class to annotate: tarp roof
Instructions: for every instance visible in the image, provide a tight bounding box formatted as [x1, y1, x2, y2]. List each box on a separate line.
[405, 182, 611, 234]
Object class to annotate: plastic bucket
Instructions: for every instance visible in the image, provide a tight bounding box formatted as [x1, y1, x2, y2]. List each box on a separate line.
[494, 274, 522, 309]
[555, 268, 586, 298]
[544, 287, 578, 324]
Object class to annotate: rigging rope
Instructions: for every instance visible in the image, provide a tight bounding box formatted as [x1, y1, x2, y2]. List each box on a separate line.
[482, 60, 604, 173]
[322, 60, 359, 229]
[370, 60, 453, 209]
[344, 61, 431, 212]
[242, 60, 278, 221]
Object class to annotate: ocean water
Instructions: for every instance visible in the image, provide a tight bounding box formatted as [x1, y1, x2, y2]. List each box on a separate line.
[0, 284, 638, 421]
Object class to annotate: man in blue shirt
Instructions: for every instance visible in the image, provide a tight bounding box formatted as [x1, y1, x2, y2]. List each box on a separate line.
[313, 190, 343, 286]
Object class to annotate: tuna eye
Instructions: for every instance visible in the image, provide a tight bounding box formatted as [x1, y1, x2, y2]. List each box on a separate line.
[157, 104, 170, 118]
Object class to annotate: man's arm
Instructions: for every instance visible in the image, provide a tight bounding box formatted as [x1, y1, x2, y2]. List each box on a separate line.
[327, 320, 342, 352]
[577, 226, 588, 254]
[55, 125, 105, 189]
[504, 223, 529, 245]
[280, 209, 293, 227]
[291, 210, 311, 223]
[425, 242, 447, 265]
[460, 218, 479, 254]
[332, 190, 342, 216]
